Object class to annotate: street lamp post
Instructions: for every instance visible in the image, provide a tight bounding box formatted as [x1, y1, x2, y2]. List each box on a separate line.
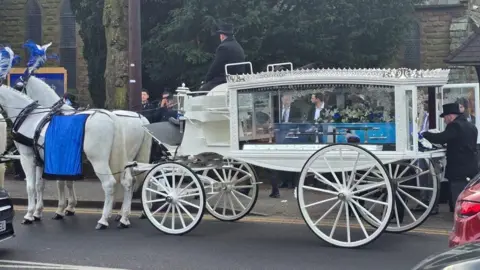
[128, 0, 142, 111]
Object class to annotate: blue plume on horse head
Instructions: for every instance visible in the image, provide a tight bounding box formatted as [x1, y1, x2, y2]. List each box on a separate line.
[0, 46, 17, 80]
[23, 40, 57, 74]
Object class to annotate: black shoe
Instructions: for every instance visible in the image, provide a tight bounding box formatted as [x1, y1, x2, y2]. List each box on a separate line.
[430, 206, 439, 216]
[269, 193, 280, 198]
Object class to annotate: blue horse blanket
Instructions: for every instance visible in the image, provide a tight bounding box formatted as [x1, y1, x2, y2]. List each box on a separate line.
[43, 114, 89, 180]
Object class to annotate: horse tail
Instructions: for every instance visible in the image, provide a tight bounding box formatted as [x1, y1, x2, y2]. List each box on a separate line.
[132, 115, 152, 191]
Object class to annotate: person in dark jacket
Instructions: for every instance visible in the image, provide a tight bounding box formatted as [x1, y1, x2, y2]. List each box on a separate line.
[422, 103, 479, 211]
[198, 23, 245, 92]
[140, 90, 155, 123]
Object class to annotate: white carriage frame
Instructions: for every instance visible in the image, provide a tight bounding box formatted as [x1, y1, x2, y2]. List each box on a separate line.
[137, 62, 474, 248]
[217, 64, 449, 171]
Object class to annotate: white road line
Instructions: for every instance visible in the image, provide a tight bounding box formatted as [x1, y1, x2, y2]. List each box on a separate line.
[0, 260, 128, 270]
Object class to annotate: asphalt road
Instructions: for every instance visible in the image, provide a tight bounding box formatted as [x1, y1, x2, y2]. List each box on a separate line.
[0, 207, 449, 270]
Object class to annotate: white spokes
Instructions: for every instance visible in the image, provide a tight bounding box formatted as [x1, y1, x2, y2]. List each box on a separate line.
[356, 158, 439, 233]
[142, 162, 205, 235]
[203, 159, 259, 221]
[298, 144, 393, 248]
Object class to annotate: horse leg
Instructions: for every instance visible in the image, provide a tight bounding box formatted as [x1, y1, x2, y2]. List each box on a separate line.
[117, 169, 133, 228]
[53, 180, 67, 220]
[113, 183, 123, 221]
[65, 180, 77, 216]
[97, 174, 116, 229]
[33, 166, 45, 221]
[20, 156, 36, 224]
[89, 159, 116, 229]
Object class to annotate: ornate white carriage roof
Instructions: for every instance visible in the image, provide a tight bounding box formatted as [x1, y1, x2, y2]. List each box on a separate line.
[226, 66, 451, 89]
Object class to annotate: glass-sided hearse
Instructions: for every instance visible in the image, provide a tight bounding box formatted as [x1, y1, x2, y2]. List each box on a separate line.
[135, 62, 480, 249]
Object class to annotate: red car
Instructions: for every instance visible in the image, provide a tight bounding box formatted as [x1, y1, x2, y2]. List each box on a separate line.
[449, 173, 480, 247]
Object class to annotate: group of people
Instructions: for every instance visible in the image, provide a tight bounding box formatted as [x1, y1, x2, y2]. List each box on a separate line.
[140, 91, 178, 123]
[269, 93, 328, 197]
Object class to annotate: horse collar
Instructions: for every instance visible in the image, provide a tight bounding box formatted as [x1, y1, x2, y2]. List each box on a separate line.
[11, 101, 40, 147]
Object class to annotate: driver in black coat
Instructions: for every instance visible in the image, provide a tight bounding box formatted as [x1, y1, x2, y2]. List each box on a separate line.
[422, 103, 479, 211]
[198, 23, 246, 92]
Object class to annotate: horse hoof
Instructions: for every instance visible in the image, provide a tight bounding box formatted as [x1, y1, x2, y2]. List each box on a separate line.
[95, 223, 108, 230]
[33, 216, 41, 222]
[117, 222, 130, 229]
[114, 215, 122, 222]
[21, 219, 33, 225]
[52, 214, 64, 220]
[65, 210, 75, 216]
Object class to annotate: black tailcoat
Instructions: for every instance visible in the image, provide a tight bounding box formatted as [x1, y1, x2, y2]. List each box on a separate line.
[423, 114, 479, 181]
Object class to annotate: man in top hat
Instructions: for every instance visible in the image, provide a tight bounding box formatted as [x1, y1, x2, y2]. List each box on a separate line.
[422, 103, 478, 211]
[198, 23, 245, 92]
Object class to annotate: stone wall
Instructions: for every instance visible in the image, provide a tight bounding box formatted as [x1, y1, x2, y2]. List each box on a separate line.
[0, 0, 91, 105]
[416, 5, 466, 69]
[447, 11, 479, 83]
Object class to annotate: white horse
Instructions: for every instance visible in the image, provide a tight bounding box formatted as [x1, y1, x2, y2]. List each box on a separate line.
[0, 84, 133, 229]
[23, 76, 152, 221]
[0, 113, 6, 189]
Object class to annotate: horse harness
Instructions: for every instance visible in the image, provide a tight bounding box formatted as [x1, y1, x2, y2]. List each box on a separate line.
[12, 99, 68, 166]
[11, 100, 144, 166]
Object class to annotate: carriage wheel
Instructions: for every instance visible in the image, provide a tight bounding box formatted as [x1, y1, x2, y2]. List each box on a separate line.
[298, 144, 393, 248]
[355, 158, 439, 233]
[201, 159, 259, 221]
[141, 162, 205, 235]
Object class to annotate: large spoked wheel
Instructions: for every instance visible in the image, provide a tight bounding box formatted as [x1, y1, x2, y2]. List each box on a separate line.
[356, 158, 439, 233]
[141, 162, 206, 235]
[201, 159, 259, 221]
[298, 144, 393, 248]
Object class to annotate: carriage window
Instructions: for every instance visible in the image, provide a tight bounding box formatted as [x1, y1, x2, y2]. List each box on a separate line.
[417, 87, 430, 133]
[441, 86, 476, 129]
[237, 84, 396, 150]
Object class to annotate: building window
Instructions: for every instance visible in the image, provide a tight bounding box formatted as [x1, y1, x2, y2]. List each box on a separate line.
[60, 0, 77, 89]
[403, 22, 421, 69]
[26, 0, 42, 44]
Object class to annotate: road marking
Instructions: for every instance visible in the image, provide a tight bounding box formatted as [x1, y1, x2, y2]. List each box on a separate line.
[14, 205, 451, 236]
[0, 259, 128, 269]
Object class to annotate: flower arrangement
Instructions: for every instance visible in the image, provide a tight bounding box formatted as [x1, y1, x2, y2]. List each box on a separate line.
[315, 106, 394, 123]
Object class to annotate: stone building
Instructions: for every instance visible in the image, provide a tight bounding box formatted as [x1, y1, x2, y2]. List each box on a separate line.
[400, 0, 480, 83]
[0, 0, 90, 104]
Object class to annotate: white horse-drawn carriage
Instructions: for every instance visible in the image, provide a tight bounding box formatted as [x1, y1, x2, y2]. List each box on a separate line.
[129, 63, 453, 248]
[3, 41, 478, 249]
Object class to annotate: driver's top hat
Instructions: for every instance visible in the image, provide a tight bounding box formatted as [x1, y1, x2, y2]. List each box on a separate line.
[216, 23, 234, 35]
[440, 103, 462, 118]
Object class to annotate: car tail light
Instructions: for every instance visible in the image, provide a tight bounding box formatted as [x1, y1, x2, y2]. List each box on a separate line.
[459, 201, 480, 217]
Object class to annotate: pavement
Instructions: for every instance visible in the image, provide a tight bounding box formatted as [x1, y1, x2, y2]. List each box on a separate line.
[4, 177, 455, 231]
[0, 208, 450, 270]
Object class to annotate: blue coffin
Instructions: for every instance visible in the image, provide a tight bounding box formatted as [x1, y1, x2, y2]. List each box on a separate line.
[274, 122, 395, 144]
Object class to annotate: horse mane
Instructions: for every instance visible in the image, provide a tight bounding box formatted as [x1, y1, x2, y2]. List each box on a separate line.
[0, 84, 34, 102]
[27, 76, 61, 100]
